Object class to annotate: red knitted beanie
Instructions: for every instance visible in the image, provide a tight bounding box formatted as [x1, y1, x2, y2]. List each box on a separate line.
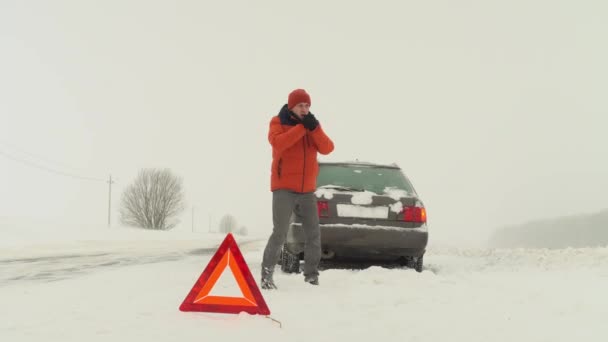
[288, 89, 311, 110]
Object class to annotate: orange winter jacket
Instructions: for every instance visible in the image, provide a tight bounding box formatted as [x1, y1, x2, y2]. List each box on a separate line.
[269, 105, 334, 193]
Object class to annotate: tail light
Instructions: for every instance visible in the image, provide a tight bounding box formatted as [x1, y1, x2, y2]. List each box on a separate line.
[402, 206, 426, 223]
[317, 201, 329, 218]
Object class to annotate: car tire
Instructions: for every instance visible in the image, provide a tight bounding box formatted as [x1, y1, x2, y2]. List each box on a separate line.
[280, 246, 300, 273]
[399, 255, 424, 272]
[415, 254, 424, 273]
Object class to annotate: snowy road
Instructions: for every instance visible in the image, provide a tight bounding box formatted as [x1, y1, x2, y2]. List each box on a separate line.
[0, 239, 260, 285]
[0, 249, 212, 284]
[2, 235, 608, 342]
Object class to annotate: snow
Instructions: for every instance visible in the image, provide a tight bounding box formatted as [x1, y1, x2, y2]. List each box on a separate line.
[2, 222, 608, 341]
[292, 222, 429, 232]
[389, 201, 403, 213]
[383, 187, 412, 200]
[315, 188, 335, 200]
[350, 191, 375, 205]
[315, 187, 413, 211]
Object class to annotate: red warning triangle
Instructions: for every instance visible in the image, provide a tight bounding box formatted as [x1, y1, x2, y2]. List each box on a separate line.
[179, 233, 270, 315]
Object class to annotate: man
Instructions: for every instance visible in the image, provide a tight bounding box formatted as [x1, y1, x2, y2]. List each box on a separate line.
[261, 88, 335, 289]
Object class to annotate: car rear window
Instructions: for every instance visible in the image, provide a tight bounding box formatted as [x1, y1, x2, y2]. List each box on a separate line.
[317, 164, 416, 194]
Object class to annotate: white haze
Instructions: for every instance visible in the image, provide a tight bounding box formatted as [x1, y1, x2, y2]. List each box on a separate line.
[1, 0, 608, 247]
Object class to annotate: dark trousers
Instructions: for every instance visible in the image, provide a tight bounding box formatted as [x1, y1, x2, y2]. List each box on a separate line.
[262, 190, 321, 278]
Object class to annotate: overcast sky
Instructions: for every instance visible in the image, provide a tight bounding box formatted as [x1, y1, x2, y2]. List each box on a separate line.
[1, 0, 607, 246]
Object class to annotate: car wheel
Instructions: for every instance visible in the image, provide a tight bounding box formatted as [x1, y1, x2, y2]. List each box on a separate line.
[280, 246, 300, 273]
[414, 254, 424, 273]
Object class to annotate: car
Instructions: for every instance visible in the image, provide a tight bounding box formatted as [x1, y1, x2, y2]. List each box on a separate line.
[280, 161, 428, 273]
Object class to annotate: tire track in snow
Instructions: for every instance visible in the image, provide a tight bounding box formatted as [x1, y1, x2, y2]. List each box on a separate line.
[0, 240, 263, 285]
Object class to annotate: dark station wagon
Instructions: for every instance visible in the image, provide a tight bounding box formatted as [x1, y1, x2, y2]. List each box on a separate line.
[281, 161, 428, 273]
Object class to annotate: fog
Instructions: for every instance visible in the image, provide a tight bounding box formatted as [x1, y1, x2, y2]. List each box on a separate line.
[2, 0, 607, 246]
[489, 209, 608, 248]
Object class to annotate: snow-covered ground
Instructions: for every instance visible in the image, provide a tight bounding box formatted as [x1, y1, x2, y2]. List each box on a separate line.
[1, 221, 607, 342]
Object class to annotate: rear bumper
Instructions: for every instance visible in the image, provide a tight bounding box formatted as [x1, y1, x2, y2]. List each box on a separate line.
[286, 223, 428, 259]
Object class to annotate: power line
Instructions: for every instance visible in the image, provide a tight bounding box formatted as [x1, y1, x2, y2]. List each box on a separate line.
[0, 143, 117, 227]
[0, 139, 86, 174]
[0, 148, 106, 182]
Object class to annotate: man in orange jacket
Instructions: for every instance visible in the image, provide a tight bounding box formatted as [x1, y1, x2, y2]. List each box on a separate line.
[261, 89, 334, 289]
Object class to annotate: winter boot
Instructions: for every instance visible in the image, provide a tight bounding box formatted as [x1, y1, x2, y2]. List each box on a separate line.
[261, 266, 277, 290]
[304, 274, 319, 286]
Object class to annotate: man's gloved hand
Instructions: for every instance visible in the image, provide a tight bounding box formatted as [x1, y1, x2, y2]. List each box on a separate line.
[302, 113, 319, 131]
[290, 113, 302, 124]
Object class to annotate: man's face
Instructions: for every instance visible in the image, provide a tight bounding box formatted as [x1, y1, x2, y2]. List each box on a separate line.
[291, 102, 310, 118]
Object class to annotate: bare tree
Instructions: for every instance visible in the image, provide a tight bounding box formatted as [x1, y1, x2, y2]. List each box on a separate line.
[219, 214, 238, 234]
[120, 168, 185, 230]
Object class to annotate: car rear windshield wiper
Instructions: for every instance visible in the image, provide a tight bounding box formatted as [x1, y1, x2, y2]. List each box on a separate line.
[319, 185, 365, 192]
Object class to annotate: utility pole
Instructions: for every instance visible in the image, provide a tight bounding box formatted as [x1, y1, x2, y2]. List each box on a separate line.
[108, 174, 114, 227]
[192, 206, 194, 233]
